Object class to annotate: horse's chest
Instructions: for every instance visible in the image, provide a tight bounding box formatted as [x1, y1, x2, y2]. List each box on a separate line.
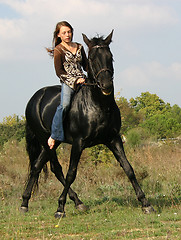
[92, 110, 112, 131]
[98, 111, 110, 123]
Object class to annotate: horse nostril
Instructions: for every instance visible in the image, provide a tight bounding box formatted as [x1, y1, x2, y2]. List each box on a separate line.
[102, 81, 113, 89]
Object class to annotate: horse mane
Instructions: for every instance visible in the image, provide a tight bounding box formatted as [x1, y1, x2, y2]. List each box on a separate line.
[89, 35, 107, 47]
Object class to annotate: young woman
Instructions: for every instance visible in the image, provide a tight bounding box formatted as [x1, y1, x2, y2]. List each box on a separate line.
[47, 21, 88, 149]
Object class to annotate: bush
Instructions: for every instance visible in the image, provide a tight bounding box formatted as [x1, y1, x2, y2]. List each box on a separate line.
[141, 113, 181, 139]
[0, 117, 25, 148]
[87, 144, 114, 165]
[126, 128, 142, 147]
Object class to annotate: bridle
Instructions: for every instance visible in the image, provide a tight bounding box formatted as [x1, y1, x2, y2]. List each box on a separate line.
[84, 45, 113, 88]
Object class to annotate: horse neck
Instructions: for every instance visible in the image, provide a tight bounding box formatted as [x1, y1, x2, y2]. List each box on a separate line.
[85, 79, 115, 109]
[86, 75, 94, 84]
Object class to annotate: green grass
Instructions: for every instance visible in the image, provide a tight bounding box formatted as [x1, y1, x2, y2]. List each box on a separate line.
[0, 139, 180, 239]
[0, 196, 180, 239]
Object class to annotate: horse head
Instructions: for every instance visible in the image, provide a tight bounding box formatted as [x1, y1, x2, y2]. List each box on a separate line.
[82, 31, 114, 96]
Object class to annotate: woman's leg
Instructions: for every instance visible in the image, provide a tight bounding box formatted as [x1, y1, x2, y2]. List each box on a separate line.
[49, 84, 74, 146]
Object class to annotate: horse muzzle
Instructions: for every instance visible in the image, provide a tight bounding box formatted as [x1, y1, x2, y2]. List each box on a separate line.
[100, 81, 113, 95]
[102, 88, 113, 96]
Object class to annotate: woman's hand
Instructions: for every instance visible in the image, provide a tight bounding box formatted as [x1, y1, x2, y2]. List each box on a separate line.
[76, 78, 85, 84]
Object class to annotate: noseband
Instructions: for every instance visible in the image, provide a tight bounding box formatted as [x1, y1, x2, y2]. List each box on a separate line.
[95, 68, 113, 80]
[88, 45, 113, 88]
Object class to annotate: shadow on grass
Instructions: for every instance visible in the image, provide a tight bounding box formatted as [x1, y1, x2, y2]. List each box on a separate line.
[83, 194, 180, 213]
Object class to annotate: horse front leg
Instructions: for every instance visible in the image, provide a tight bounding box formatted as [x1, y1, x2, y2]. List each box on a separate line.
[107, 134, 155, 214]
[54, 140, 83, 218]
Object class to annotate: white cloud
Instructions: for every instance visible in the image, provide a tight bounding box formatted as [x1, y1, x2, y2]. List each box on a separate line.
[119, 61, 181, 88]
[0, 0, 181, 121]
[121, 41, 140, 57]
[120, 4, 178, 28]
[0, 18, 25, 40]
[119, 65, 149, 87]
[0, 0, 178, 61]
[0, 0, 178, 39]
[169, 63, 181, 80]
[0, 0, 111, 19]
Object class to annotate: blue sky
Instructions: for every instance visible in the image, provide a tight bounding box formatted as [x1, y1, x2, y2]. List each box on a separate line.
[0, 0, 181, 122]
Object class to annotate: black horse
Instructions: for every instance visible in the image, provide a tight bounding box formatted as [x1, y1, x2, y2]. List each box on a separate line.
[20, 31, 154, 217]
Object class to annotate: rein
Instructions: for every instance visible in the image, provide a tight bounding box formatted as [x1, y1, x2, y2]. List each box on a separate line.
[83, 82, 97, 86]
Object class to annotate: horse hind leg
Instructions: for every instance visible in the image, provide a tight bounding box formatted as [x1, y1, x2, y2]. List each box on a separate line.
[20, 149, 48, 213]
[50, 151, 87, 212]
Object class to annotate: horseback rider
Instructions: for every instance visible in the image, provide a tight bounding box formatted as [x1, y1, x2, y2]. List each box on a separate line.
[46, 21, 88, 149]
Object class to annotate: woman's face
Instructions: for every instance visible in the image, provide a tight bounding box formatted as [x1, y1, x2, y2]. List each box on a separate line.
[58, 26, 72, 43]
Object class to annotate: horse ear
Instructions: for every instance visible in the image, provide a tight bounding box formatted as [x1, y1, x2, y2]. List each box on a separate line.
[104, 30, 114, 45]
[82, 33, 91, 47]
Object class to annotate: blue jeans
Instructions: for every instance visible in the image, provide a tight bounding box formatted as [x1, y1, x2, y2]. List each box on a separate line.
[51, 83, 75, 141]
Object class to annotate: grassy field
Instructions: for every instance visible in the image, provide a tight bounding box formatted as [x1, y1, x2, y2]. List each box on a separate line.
[0, 139, 180, 239]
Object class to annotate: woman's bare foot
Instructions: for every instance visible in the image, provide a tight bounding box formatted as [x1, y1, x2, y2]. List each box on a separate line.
[48, 137, 55, 149]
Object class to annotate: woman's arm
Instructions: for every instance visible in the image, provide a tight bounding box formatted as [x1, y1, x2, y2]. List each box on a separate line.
[54, 48, 66, 79]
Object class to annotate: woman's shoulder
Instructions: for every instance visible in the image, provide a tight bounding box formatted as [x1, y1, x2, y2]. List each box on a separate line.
[54, 44, 65, 56]
[55, 44, 63, 51]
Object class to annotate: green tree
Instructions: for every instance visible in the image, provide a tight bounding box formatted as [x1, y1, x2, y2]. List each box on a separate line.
[130, 92, 171, 119]
[87, 145, 113, 166]
[0, 115, 25, 147]
[119, 92, 181, 139]
[141, 113, 181, 139]
[2, 114, 25, 125]
[116, 96, 142, 133]
[170, 104, 181, 124]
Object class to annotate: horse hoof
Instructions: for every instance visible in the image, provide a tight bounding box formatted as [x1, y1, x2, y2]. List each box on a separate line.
[54, 211, 66, 219]
[19, 206, 28, 213]
[142, 205, 155, 214]
[76, 204, 88, 212]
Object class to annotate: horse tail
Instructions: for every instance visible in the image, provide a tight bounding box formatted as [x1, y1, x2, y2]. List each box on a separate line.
[25, 122, 41, 167]
[25, 122, 48, 190]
